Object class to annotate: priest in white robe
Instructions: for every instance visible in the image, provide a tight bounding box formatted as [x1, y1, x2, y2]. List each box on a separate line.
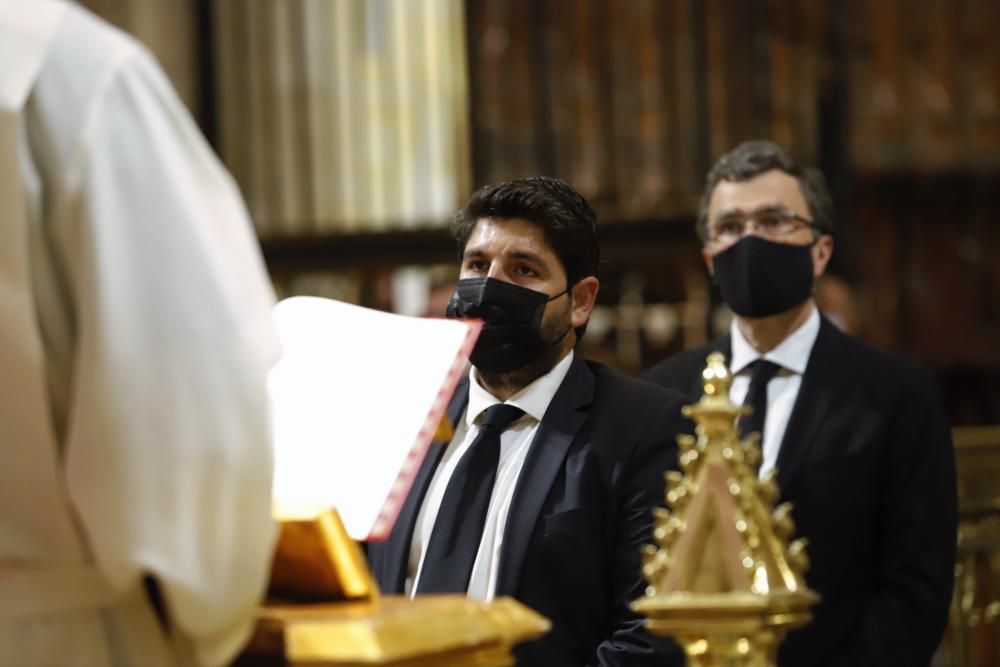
[0, 2, 280, 665]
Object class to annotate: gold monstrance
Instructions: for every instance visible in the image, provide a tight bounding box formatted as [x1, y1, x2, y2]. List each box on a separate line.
[632, 353, 819, 667]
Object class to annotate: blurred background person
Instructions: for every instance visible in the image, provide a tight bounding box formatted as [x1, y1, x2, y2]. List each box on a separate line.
[1, 2, 279, 665]
[814, 274, 861, 336]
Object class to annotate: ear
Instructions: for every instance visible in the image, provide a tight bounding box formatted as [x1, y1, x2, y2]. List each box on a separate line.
[811, 235, 834, 279]
[702, 247, 715, 276]
[569, 276, 600, 330]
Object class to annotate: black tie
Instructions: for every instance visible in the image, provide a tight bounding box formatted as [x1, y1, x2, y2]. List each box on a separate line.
[738, 359, 782, 445]
[416, 403, 525, 594]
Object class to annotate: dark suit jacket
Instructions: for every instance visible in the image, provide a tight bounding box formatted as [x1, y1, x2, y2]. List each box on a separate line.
[643, 317, 957, 667]
[368, 354, 690, 666]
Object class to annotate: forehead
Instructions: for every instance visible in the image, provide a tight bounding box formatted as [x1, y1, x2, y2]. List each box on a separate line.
[464, 217, 558, 260]
[707, 169, 809, 220]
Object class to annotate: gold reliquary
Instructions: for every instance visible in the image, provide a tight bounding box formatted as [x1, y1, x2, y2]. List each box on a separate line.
[633, 352, 819, 667]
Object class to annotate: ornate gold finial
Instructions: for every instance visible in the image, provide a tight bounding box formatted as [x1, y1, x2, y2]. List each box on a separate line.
[633, 354, 818, 667]
[701, 351, 732, 397]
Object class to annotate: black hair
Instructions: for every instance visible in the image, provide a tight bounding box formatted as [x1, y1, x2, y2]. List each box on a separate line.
[452, 176, 600, 337]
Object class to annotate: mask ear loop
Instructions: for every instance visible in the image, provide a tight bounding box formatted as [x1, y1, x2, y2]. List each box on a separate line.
[546, 322, 574, 349]
[806, 231, 827, 297]
[546, 286, 572, 302]
[542, 282, 577, 347]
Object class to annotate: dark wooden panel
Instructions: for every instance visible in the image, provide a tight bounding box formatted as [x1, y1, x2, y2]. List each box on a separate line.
[958, 0, 1000, 167]
[467, 0, 543, 185]
[847, 0, 1000, 172]
[851, 175, 1000, 369]
[465, 0, 827, 220]
[539, 0, 610, 201]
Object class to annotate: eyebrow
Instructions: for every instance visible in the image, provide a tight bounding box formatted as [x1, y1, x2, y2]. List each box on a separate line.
[507, 250, 546, 264]
[713, 203, 790, 221]
[463, 247, 547, 265]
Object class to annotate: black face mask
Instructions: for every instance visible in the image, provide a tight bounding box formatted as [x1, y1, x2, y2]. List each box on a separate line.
[712, 235, 815, 318]
[446, 277, 571, 374]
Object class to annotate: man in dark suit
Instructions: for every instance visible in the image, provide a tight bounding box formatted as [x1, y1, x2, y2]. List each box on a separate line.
[644, 140, 957, 667]
[368, 176, 688, 666]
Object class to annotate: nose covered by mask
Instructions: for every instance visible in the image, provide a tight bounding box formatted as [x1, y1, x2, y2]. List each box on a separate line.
[711, 235, 815, 318]
[446, 277, 571, 374]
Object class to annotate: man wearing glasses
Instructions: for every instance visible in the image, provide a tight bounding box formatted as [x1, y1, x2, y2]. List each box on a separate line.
[644, 140, 956, 667]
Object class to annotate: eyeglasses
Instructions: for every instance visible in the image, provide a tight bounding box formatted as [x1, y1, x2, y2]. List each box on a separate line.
[707, 209, 816, 245]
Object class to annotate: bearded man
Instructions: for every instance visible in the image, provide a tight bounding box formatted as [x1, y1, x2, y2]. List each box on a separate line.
[368, 176, 688, 667]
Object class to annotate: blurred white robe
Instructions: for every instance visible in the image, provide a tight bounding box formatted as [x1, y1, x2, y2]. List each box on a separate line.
[0, 2, 280, 665]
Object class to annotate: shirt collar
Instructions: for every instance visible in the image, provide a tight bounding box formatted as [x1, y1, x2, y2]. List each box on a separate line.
[466, 350, 575, 427]
[729, 306, 820, 376]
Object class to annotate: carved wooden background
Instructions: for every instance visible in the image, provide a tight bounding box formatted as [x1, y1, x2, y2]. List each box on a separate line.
[75, 0, 1000, 422]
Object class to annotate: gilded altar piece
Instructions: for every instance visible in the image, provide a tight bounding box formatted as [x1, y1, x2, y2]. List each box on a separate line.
[634, 353, 818, 667]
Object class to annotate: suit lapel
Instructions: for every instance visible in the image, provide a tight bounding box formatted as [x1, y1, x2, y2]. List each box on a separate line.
[495, 355, 593, 596]
[378, 377, 470, 593]
[775, 318, 847, 491]
[695, 323, 846, 494]
[446, 374, 470, 427]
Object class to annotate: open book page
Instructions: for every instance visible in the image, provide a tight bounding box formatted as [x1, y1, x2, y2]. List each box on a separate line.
[270, 296, 480, 541]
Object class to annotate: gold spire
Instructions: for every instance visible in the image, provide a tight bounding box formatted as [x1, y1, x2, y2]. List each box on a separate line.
[633, 352, 818, 666]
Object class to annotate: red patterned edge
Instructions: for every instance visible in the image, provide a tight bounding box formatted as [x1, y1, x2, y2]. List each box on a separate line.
[365, 319, 482, 542]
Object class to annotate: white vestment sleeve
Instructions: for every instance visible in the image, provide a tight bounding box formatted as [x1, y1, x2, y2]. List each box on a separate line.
[57, 44, 280, 667]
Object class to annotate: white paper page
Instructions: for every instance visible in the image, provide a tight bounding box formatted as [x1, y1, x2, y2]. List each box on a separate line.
[269, 296, 479, 541]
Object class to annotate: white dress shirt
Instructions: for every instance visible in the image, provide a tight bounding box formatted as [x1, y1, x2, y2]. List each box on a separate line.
[408, 350, 576, 600]
[729, 307, 820, 478]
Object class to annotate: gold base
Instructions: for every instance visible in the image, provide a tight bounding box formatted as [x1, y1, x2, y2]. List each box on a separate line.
[243, 595, 550, 666]
[672, 631, 780, 667]
[269, 510, 379, 601]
